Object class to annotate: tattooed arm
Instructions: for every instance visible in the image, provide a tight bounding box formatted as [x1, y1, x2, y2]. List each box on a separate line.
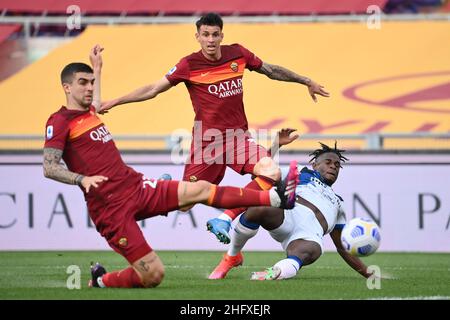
[43, 147, 108, 193]
[255, 62, 330, 102]
[43, 147, 83, 185]
[255, 62, 311, 84]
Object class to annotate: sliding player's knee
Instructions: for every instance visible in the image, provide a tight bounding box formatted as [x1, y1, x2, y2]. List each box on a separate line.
[304, 250, 320, 265]
[254, 157, 280, 181]
[140, 264, 165, 288]
[287, 240, 322, 265]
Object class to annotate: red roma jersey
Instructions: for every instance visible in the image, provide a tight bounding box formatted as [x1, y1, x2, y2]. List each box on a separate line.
[44, 106, 142, 206]
[166, 44, 263, 134]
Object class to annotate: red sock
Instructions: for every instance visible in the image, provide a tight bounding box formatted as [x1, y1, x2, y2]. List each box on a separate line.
[223, 176, 275, 220]
[101, 267, 143, 288]
[207, 185, 271, 208]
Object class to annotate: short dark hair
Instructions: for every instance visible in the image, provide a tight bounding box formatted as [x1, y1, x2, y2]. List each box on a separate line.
[196, 12, 223, 31]
[60, 62, 93, 84]
[309, 141, 349, 167]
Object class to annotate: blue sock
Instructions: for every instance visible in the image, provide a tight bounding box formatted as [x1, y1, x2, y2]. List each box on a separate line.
[273, 256, 303, 279]
[287, 255, 303, 270]
[239, 214, 260, 230]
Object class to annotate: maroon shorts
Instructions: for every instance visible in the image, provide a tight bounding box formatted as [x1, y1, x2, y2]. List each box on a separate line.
[183, 132, 268, 184]
[89, 178, 179, 264]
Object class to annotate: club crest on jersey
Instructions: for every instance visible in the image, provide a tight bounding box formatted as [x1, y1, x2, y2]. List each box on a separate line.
[167, 66, 177, 76]
[189, 175, 198, 182]
[230, 61, 238, 72]
[46, 125, 53, 139]
[118, 237, 128, 248]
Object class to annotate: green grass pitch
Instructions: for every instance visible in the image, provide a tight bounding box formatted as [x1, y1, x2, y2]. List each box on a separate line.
[0, 251, 449, 300]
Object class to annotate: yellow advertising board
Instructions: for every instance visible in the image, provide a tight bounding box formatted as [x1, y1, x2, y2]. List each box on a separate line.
[0, 22, 448, 149]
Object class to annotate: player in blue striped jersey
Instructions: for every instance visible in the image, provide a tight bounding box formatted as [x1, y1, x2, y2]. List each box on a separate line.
[209, 142, 374, 281]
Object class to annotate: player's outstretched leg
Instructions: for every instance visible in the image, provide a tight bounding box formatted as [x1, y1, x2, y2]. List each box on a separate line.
[178, 160, 298, 211]
[89, 251, 165, 288]
[206, 160, 299, 244]
[222, 157, 278, 221]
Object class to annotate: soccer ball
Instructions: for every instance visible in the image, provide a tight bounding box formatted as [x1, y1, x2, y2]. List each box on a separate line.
[340, 218, 381, 257]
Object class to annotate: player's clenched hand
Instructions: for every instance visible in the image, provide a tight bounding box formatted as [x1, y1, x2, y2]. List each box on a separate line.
[89, 44, 104, 70]
[81, 175, 108, 193]
[278, 128, 299, 147]
[307, 80, 330, 102]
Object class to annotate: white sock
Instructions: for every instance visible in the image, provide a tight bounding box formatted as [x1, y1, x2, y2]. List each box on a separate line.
[273, 258, 301, 280]
[269, 189, 281, 207]
[217, 213, 232, 222]
[227, 220, 258, 256]
[97, 276, 106, 288]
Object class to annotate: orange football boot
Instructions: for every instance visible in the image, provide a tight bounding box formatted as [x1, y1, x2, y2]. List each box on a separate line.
[208, 252, 244, 279]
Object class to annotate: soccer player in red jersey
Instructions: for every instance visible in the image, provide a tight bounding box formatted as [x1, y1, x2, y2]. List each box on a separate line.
[43, 46, 299, 288]
[100, 12, 329, 244]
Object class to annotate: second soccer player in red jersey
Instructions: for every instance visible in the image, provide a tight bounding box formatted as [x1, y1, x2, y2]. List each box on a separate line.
[100, 12, 329, 244]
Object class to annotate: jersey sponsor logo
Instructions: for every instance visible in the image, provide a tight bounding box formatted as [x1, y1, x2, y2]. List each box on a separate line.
[167, 66, 177, 76]
[208, 78, 243, 98]
[90, 125, 113, 143]
[230, 61, 239, 72]
[46, 125, 53, 139]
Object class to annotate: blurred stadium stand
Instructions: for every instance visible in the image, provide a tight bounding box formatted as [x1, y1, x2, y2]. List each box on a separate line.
[1, 0, 448, 16]
[384, 0, 447, 13]
[0, 0, 449, 152]
[1, 0, 389, 15]
[0, 24, 20, 42]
